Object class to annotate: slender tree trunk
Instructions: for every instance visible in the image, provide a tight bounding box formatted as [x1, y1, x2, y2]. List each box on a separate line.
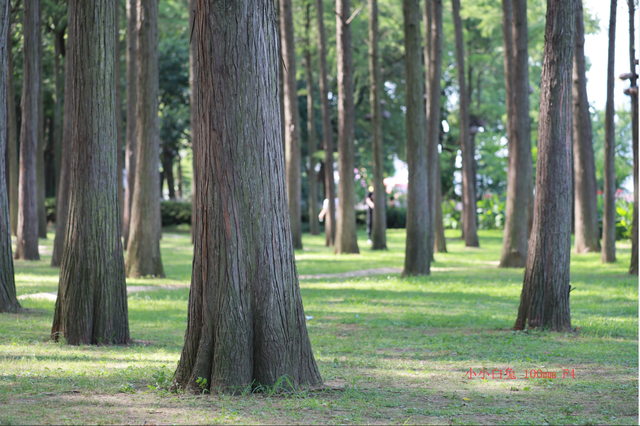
[51, 0, 129, 345]
[403, 0, 429, 276]
[335, 0, 359, 254]
[53, 27, 64, 195]
[369, 0, 386, 250]
[451, 0, 478, 248]
[434, 152, 447, 252]
[629, 0, 638, 274]
[602, 0, 617, 263]
[123, 0, 137, 248]
[316, 0, 336, 247]
[51, 0, 74, 267]
[0, 0, 19, 313]
[173, 0, 322, 392]
[426, 0, 442, 256]
[14, 0, 40, 260]
[514, 0, 575, 332]
[189, 0, 197, 243]
[177, 153, 182, 200]
[304, 5, 319, 237]
[280, 0, 302, 250]
[163, 154, 175, 200]
[125, 0, 164, 278]
[36, 9, 46, 239]
[572, 0, 601, 254]
[7, 22, 16, 236]
[116, 1, 123, 225]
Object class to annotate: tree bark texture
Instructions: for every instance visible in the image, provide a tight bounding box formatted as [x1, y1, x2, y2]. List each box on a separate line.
[173, 0, 322, 392]
[53, 27, 64, 195]
[572, 0, 600, 254]
[280, 0, 302, 250]
[434, 148, 447, 252]
[116, 2, 124, 225]
[51, 0, 129, 345]
[125, 0, 164, 278]
[51, 0, 74, 267]
[369, 0, 386, 250]
[335, 0, 359, 254]
[304, 5, 319, 237]
[15, 0, 40, 260]
[514, 0, 575, 332]
[451, 0, 478, 248]
[402, 0, 430, 276]
[602, 0, 617, 263]
[629, 0, 638, 274]
[316, 0, 336, 247]
[189, 0, 197, 244]
[36, 11, 46, 239]
[0, 0, 19, 313]
[123, 0, 137, 248]
[7, 22, 16, 236]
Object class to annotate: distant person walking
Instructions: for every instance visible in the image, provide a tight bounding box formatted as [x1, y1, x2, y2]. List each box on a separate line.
[318, 197, 338, 222]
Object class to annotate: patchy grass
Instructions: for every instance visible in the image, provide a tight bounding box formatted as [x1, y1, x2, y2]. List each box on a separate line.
[0, 228, 637, 425]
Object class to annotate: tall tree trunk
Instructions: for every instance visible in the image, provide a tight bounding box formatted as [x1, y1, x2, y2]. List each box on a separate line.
[572, 0, 600, 254]
[276, 0, 285, 155]
[304, 5, 319, 237]
[451, 0, 478, 248]
[51, 0, 129, 345]
[369, 0, 386, 250]
[629, 0, 638, 274]
[335, 0, 359, 254]
[162, 154, 175, 200]
[14, 0, 40, 260]
[316, 0, 336, 247]
[0, 0, 19, 313]
[36, 8, 46, 239]
[51, 0, 74, 267]
[177, 153, 182, 200]
[514, 0, 575, 332]
[125, 0, 164, 278]
[53, 27, 64, 195]
[116, 1, 123, 225]
[173, 0, 322, 392]
[426, 0, 442, 256]
[280, 0, 302, 250]
[7, 20, 16, 236]
[123, 0, 137, 248]
[189, 0, 196, 243]
[403, 0, 429, 276]
[602, 0, 617, 263]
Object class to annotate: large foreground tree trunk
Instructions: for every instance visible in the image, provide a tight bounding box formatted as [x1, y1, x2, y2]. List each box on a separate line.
[335, 0, 359, 254]
[602, 0, 617, 263]
[0, 0, 19, 313]
[280, 0, 302, 250]
[189, 0, 197, 243]
[316, 0, 336, 247]
[451, 0, 478, 248]
[51, 0, 129, 345]
[36, 13, 46, 239]
[125, 0, 164, 278]
[402, 0, 429, 276]
[304, 6, 319, 237]
[629, 0, 638, 274]
[173, 1, 322, 392]
[369, 0, 386, 250]
[53, 26, 65, 194]
[7, 21, 16, 236]
[116, 2, 124, 224]
[123, 0, 137, 248]
[514, 0, 575, 332]
[14, 0, 40, 260]
[572, 0, 601, 254]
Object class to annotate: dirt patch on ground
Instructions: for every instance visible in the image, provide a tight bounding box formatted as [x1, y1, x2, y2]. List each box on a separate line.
[18, 285, 187, 302]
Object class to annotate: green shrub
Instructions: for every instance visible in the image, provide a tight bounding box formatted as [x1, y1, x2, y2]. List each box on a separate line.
[160, 201, 192, 226]
[386, 207, 406, 229]
[45, 197, 56, 223]
[476, 193, 506, 230]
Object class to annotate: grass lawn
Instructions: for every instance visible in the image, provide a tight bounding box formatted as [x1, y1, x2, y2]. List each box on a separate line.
[0, 227, 637, 425]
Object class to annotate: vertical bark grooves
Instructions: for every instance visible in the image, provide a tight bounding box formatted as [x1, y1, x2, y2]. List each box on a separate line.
[15, 0, 40, 260]
[629, 0, 638, 275]
[369, 0, 386, 250]
[602, 0, 617, 263]
[116, 2, 124, 225]
[315, 0, 336, 247]
[514, 0, 575, 332]
[0, 0, 19, 313]
[451, 0, 478, 248]
[173, 1, 321, 392]
[402, 0, 429, 276]
[51, 0, 129, 345]
[280, 0, 302, 250]
[304, 6, 319, 237]
[572, 0, 601, 254]
[125, 0, 164, 278]
[189, 0, 197, 243]
[335, 0, 359, 254]
[7, 23, 17, 236]
[123, 0, 137, 248]
[36, 10, 46, 239]
[51, 0, 74, 268]
[53, 27, 64, 195]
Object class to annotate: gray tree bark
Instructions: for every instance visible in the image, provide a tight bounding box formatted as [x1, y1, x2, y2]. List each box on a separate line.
[116, 1, 124, 224]
[335, 0, 359, 254]
[36, 9, 46, 239]
[403, 0, 430, 276]
[572, 0, 600, 254]
[629, 0, 638, 274]
[602, 0, 617, 263]
[53, 25, 65, 195]
[280, 0, 302, 249]
[125, 0, 164, 278]
[6, 18, 16, 236]
[304, 5, 319, 237]
[189, 0, 197, 244]
[123, 0, 137, 248]
[316, 0, 336, 247]
[514, 0, 575, 332]
[173, 0, 322, 392]
[14, 0, 40, 260]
